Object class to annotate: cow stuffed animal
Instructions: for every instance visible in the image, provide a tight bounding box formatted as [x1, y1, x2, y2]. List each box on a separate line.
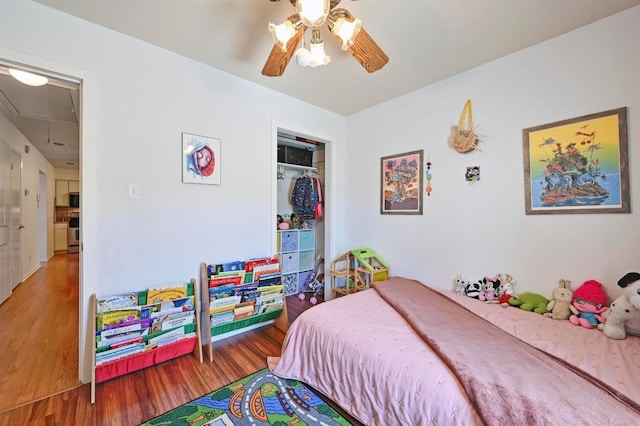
[598, 272, 640, 340]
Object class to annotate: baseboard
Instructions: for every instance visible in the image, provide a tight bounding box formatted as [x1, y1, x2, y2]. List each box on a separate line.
[21, 265, 41, 282]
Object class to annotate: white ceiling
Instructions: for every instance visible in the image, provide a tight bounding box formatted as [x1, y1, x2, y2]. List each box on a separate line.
[3, 0, 640, 168]
[0, 66, 79, 169]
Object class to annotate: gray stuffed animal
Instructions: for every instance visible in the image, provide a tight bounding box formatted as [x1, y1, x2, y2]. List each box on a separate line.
[598, 272, 640, 339]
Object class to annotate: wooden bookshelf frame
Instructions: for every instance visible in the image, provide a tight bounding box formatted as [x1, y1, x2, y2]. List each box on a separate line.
[200, 262, 289, 362]
[90, 278, 203, 404]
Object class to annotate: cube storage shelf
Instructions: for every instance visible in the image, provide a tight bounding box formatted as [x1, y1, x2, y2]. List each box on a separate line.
[277, 229, 316, 296]
[200, 262, 288, 362]
[90, 279, 203, 404]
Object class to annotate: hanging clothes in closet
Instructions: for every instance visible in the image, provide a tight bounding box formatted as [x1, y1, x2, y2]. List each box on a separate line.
[291, 174, 324, 220]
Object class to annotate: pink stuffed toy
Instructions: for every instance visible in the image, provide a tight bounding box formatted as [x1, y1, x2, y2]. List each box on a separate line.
[479, 275, 500, 302]
[569, 280, 608, 329]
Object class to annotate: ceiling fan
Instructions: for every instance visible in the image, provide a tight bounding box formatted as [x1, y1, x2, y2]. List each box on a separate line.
[262, 0, 389, 77]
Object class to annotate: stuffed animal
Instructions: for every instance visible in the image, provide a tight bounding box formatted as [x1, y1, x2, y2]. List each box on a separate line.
[569, 280, 608, 329]
[465, 280, 482, 299]
[508, 292, 550, 314]
[496, 274, 516, 307]
[453, 274, 470, 296]
[598, 272, 640, 339]
[479, 275, 501, 302]
[544, 279, 578, 320]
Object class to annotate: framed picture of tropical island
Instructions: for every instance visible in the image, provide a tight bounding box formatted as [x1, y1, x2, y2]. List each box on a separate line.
[380, 149, 423, 215]
[522, 107, 629, 215]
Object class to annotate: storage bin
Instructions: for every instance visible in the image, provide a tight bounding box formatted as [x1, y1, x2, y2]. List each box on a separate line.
[281, 252, 299, 274]
[283, 273, 298, 295]
[298, 270, 315, 293]
[298, 230, 315, 251]
[298, 250, 315, 271]
[280, 231, 298, 252]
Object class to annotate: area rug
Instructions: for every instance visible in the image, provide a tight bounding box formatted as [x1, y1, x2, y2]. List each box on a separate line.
[141, 368, 353, 426]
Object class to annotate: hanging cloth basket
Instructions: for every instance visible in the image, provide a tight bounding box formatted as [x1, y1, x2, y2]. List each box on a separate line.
[451, 99, 480, 153]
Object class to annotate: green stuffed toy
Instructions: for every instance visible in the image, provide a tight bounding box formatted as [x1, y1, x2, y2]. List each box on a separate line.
[508, 292, 550, 314]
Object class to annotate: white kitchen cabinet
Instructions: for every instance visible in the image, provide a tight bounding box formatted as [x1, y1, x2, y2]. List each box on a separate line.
[54, 223, 68, 251]
[69, 180, 79, 192]
[55, 180, 69, 206]
[55, 180, 79, 206]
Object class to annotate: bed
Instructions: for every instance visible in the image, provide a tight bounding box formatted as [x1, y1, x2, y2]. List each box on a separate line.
[268, 277, 640, 425]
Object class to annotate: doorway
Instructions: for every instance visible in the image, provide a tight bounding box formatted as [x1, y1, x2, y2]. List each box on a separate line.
[0, 59, 82, 411]
[273, 125, 331, 300]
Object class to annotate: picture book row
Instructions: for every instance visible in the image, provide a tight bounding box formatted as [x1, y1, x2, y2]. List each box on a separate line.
[207, 256, 285, 328]
[95, 282, 198, 366]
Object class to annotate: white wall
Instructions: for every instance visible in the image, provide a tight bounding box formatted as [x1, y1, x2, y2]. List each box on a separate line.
[345, 6, 640, 301]
[0, 0, 346, 383]
[56, 169, 79, 181]
[0, 111, 56, 278]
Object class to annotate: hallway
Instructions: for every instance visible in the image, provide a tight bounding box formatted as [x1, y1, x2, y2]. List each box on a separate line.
[0, 253, 81, 413]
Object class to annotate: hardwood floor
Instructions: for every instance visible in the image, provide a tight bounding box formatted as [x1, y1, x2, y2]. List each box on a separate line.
[0, 253, 81, 414]
[0, 262, 352, 426]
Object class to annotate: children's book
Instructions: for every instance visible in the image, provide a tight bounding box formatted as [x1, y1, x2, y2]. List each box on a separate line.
[97, 293, 139, 313]
[217, 261, 246, 274]
[258, 273, 282, 287]
[209, 274, 243, 287]
[210, 296, 241, 313]
[209, 284, 236, 300]
[97, 308, 141, 331]
[253, 263, 280, 281]
[141, 296, 194, 319]
[146, 283, 188, 304]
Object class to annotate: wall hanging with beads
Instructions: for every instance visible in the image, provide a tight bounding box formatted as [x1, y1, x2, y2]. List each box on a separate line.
[451, 99, 486, 153]
[425, 158, 433, 196]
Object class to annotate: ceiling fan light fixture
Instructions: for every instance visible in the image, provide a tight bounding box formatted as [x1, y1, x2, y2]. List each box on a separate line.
[268, 20, 298, 52]
[294, 46, 312, 67]
[331, 16, 361, 50]
[296, 0, 330, 27]
[9, 68, 48, 87]
[308, 28, 331, 67]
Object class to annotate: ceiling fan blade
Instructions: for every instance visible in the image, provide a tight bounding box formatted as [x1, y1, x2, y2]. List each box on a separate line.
[262, 22, 305, 77]
[328, 8, 389, 73]
[348, 27, 389, 73]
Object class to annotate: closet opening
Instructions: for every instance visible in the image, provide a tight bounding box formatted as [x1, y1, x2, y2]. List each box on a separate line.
[275, 129, 327, 301]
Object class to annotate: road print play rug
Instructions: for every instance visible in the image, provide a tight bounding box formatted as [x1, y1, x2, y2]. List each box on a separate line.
[141, 368, 353, 426]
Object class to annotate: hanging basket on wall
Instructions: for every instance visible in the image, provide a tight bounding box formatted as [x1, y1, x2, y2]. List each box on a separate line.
[451, 99, 484, 153]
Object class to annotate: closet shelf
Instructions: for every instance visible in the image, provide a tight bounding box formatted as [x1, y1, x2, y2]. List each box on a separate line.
[277, 162, 318, 179]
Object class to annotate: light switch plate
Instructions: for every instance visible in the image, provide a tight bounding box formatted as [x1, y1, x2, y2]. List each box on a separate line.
[128, 184, 140, 199]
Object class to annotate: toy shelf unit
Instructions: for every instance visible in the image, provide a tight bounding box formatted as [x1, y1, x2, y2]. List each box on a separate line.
[277, 229, 318, 297]
[200, 258, 288, 362]
[330, 248, 389, 297]
[90, 279, 203, 404]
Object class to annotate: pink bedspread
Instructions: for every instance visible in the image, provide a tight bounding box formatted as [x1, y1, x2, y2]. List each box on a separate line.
[437, 287, 640, 406]
[269, 284, 482, 425]
[269, 278, 639, 425]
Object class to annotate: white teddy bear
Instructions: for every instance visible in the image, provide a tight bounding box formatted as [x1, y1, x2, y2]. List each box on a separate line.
[598, 272, 640, 340]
